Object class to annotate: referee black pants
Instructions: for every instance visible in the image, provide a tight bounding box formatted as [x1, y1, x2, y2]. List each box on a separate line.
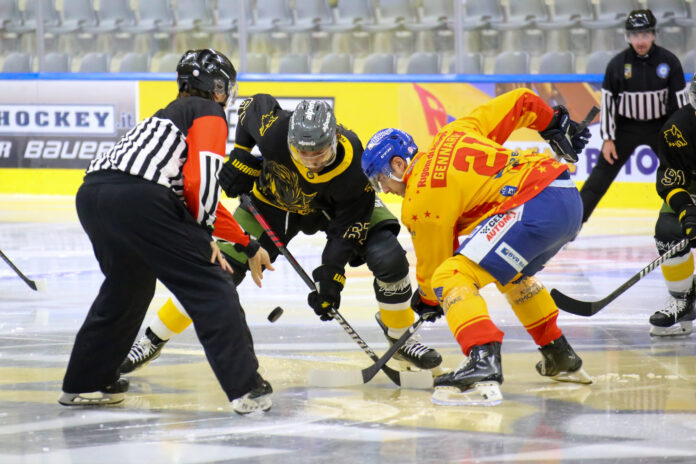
[580, 119, 663, 223]
[62, 172, 259, 401]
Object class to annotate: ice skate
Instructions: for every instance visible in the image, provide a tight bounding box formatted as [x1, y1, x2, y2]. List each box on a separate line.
[536, 335, 592, 384]
[120, 330, 167, 374]
[649, 286, 696, 337]
[375, 313, 442, 371]
[432, 342, 503, 406]
[231, 374, 273, 415]
[58, 378, 129, 406]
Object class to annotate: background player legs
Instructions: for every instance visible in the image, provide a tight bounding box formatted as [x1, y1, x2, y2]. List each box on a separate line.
[651, 211, 696, 336]
[580, 133, 640, 223]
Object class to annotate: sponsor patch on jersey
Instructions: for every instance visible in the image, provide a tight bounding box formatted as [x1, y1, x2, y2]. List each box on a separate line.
[495, 242, 528, 272]
[657, 63, 670, 79]
[433, 286, 444, 301]
[624, 64, 632, 79]
[500, 185, 517, 197]
[664, 124, 687, 148]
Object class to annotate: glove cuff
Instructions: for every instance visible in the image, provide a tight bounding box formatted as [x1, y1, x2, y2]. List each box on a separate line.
[669, 189, 694, 215]
[233, 235, 261, 258]
[313, 264, 346, 290]
[539, 106, 567, 135]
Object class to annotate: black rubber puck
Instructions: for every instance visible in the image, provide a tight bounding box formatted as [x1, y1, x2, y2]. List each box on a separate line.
[267, 306, 283, 322]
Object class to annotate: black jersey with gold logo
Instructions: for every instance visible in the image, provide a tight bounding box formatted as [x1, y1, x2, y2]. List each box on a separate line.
[656, 104, 696, 209]
[232, 93, 375, 257]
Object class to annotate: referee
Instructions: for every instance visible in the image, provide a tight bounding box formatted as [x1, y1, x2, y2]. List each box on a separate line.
[59, 49, 273, 414]
[581, 9, 687, 224]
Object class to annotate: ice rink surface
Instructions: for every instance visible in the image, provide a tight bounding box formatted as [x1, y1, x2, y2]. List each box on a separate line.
[1, 195, 695, 464]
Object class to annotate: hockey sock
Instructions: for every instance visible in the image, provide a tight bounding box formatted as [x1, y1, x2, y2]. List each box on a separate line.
[375, 276, 414, 338]
[660, 252, 694, 295]
[498, 276, 561, 347]
[150, 297, 192, 340]
[432, 255, 504, 355]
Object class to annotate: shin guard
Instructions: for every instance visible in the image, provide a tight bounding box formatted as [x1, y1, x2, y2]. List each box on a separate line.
[498, 276, 561, 347]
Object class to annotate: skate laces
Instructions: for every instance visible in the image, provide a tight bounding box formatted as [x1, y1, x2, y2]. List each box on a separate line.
[400, 334, 432, 359]
[657, 296, 689, 321]
[127, 336, 156, 363]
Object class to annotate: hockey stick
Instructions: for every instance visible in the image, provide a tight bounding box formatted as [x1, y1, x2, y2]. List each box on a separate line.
[549, 105, 600, 163]
[0, 249, 43, 291]
[240, 194, 432, 388]
[550, 238, 689, 317]
[577, 105, 600, 132]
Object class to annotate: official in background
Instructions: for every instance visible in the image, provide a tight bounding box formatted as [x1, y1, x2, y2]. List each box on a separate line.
[650, 74, 696, 337]
[58, 49, 274, 415]
[581, 9, 687, 224]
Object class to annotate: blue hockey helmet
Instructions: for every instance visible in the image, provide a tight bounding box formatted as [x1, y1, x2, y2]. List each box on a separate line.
[361, 128, 418, 191]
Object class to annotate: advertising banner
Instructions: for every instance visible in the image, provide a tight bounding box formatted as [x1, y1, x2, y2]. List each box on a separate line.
[0, 81, 138, 169]
[1, 77, 662, 209]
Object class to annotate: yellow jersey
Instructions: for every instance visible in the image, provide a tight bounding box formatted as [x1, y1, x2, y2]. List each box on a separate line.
[402, 88, 568, 302]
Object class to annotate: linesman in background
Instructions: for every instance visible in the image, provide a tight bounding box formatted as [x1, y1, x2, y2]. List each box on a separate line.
[581, 9, 687, 224]
[59, 49, 274, 415]
[651, 74, 696, 337]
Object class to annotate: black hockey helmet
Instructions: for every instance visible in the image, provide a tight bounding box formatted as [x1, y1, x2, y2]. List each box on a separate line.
[287, 100, 338, 171]
[176, 49, 237, 105]
[625, 9, 657, 32]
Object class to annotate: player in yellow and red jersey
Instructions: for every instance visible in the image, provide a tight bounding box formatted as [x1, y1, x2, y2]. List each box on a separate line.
[361, 88, 593, 406]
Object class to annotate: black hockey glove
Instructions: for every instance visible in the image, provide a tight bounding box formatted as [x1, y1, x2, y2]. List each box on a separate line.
[232, 235, 261, 258]
[539, 106, 590, 163]
[679, 204, 696, 242]
[307, 264, 345, 321]
[411, 290, 444, 322]
[218, 148, 262, 198]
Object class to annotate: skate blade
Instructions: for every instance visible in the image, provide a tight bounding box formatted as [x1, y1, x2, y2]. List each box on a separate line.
[431, 381, 503, 406]
[396, 360, 448, 377]
[549, 367, 592, 385]
[58, 391, 125, 406]
[650, 321, 693, 337]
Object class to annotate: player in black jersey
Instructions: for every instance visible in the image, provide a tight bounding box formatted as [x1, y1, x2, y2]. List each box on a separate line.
[650, 74, 696, 337]
[59, 49, 273, 414]
[581, 9, 687, 225]
[126, 94, 443, 374]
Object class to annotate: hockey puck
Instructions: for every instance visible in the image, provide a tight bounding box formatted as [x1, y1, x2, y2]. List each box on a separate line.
[267, 306, 283, 322]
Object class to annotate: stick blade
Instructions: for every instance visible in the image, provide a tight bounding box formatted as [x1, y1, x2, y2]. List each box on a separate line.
[307, 369, 365, 387]
[550, 288, 599, 317]
[399, 371, 434, 390]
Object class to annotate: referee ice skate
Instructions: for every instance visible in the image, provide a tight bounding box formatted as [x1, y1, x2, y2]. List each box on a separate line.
[59, 49, 272, 414]
[580, 9, 687, 224]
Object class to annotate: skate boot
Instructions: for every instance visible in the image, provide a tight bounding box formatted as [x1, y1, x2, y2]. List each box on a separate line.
[536, 335, 592, 384]
[59, 378, 129, 406]
[232, 373, 273, 415]
[375, 312, 442, 370]
[649, 286, 696, 337]
[432, 342, 503, 406]
[119, 328, 167, 374]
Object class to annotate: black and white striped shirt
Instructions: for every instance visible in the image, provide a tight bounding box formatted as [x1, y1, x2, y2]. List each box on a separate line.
[599, 44, 687, 140]
[87, 96, 228, 229]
